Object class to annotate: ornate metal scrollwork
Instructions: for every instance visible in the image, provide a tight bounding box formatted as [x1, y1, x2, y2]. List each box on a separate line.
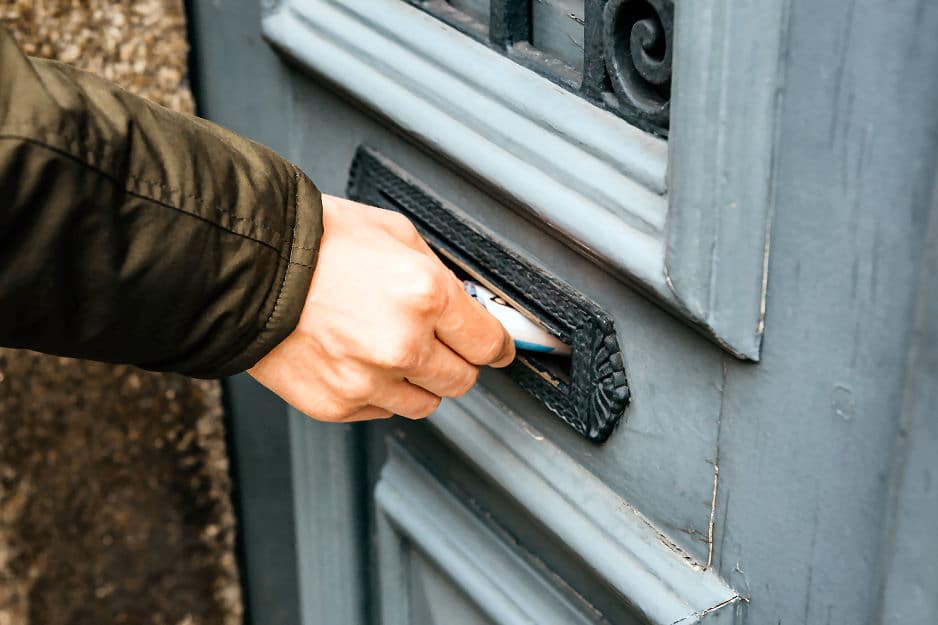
[603, 0, 673, 131]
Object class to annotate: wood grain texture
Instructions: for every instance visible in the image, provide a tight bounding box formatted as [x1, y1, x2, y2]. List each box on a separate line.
[876, 162, 938, 623]
[193, 1, 938, 623]
[261, 0, 670, 270]
[712, 2, 938, 623]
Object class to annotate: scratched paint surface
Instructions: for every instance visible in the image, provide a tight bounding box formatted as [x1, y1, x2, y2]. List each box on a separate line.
[531, 0, 585, 72]
[201, 0, 938, 622]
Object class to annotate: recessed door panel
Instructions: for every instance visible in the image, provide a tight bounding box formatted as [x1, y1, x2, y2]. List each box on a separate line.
[375, 441, 609, 625]
[408, 555, 497, 625]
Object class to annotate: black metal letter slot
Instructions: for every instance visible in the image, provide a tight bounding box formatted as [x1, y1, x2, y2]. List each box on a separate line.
[347, 147, 629, 443]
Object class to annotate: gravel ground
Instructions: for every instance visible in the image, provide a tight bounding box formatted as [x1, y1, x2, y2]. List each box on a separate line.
[0, 2, 242, 624]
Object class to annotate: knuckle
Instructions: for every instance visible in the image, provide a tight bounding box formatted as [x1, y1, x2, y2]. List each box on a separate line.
[410, 395, 442, 420]
[384, 212, 425, 246]
[475, 334, 506, 365]
[330, 365, 376, 403]
[406, 270, 445, 314]
[345, 376, 377, 404]
[452, 366, 480, 397]
[426, 395, 443, 415]
[385, 211, 415, 234]
[402, 223, 424, 247]
[310, 400, 351, 423]
[375, 336, 421, 370]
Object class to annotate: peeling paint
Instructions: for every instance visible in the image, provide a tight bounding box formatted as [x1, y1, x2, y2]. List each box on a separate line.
[706, 359, 727, 570]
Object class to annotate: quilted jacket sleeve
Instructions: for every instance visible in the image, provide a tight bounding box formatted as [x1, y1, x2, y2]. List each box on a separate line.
[0, 28, 322, 377]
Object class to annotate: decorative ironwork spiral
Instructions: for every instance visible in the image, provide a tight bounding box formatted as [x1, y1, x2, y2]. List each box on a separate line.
[603, 0, 674, 131]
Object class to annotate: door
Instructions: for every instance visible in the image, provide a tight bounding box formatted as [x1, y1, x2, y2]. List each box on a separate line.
[189, 0, 938, 624]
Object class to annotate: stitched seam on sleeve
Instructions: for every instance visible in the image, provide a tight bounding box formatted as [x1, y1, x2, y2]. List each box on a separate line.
[288, 166, 321, 254]
[288, 169, 316, 253]
[284, 166, 319, 264]
[124, 186, 310, 271]
[259, 168, 302, 334]
[126, 173, 283, 234]
[260, 168, 310, 333]
[0, 133, 314, 269]
[213, 169, 305, 375]
[0, 125, 286, 238]
[168, 166, 311, 376]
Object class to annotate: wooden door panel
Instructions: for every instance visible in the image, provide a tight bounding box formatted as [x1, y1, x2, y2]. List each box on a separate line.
[408, 390, 740, 624]
[263, 0, 784, 360]
[376, 442, 604, 624]
[255, 0, 773, 622]
[270, 70, 735, 617]
[340, 133, 725, 562]
[191, 1, 938, 624]
[408, 556, 498, 625]
[275, 59, 726, 556]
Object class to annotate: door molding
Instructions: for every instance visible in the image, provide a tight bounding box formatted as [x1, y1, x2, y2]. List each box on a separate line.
[289, 412, 368, 625]
[376, 441, 599, 625]
[262, 0, 787, 360]
[420, 389, 743, 625]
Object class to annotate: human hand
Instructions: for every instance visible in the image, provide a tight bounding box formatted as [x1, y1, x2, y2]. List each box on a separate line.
[248, 194, 515, 422]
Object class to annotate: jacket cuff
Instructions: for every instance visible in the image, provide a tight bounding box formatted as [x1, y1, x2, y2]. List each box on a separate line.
[206, 168, 323, 378]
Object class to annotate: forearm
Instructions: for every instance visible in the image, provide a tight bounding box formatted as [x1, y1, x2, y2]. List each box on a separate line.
[0, 28, 322, 377]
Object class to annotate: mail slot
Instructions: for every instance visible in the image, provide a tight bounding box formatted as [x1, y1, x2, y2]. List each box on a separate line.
[347, 147, 630, 442]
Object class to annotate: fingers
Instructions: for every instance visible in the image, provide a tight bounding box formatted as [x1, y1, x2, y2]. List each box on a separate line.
[339, 406, 395, 422]
[254, 196, 514, 426]
[434, 275, 515, 367]
[334, 196, 435, 257]
[341, 197, 514, 370]
[379, 210, 438, 258]
[313, 381, 444, 423]
[372, 380, 442, 420]
[406, 340, 480, 398]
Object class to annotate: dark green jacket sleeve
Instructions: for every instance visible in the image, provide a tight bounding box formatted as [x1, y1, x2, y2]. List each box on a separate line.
[0, 29, 322, 378]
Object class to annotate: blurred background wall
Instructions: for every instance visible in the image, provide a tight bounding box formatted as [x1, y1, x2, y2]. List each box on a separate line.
[0, 2, 242, 624]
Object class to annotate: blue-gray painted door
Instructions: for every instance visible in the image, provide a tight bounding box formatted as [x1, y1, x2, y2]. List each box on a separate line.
[189, 1, 938, 623]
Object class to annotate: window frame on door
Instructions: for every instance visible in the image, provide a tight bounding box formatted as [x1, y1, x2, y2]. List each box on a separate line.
[261, 0, 788, 361]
